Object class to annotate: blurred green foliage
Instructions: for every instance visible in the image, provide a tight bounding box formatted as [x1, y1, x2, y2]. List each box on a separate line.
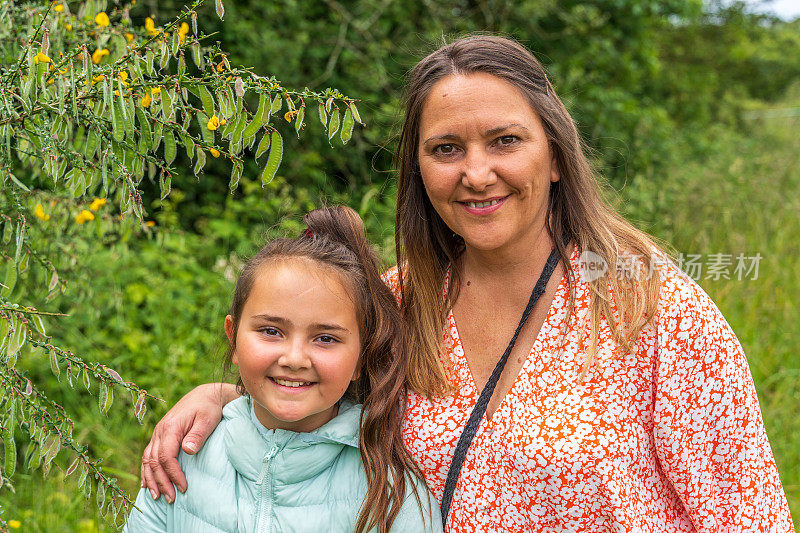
[2, 0, 800, 529]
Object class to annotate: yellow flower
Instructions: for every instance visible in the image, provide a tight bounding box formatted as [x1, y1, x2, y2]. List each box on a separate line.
[284, 110, 298, 122]
[54, 3, 64, 12]
[59, 67, 67, 74]
[150, 87, 161, 95]
[65, 23, 72, 30]
[47, 78, 54, 85]
[89, 198, 107, 212]
[216, 61, 225, 73]
[119, 70, 129, 85]
[34, 52, 51, 64]
[34, 204, 50, 221]
[145, 17, 158, 36]
[94, 12, 110, 27]
[92, 74, 105, 83]
[92, 48, 110, 64]
[125, 32, 134, 42]
[209, 148, 220, 158]
[145, 220, 156, 227]
[178, 22, 189, 44]
[8, 520, 21, 529]
[140, 92, 152, 107]
[75, 210, 95, 224]
[207, 115, 220, 130]
[220, 118, 227, 126]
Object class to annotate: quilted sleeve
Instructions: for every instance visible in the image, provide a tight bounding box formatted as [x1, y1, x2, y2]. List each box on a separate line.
[653, 276, 794, 532]
[122, 487, 169, 532]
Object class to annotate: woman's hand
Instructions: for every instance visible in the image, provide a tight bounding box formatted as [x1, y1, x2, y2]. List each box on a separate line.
[140, 382, 239, 502]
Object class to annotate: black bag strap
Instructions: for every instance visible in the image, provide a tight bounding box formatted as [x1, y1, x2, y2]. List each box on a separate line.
[440, 245, 562, 525]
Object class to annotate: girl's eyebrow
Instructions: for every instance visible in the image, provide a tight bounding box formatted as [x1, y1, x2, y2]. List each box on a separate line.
[251, 314, 350, 333]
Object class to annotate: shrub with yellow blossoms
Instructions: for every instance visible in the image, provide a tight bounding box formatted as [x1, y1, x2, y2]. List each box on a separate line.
[0, 0, 362, 528]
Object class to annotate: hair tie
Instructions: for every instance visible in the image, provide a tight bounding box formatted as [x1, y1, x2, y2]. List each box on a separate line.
[544, 73, 551, 96]
[301, 228, 314, 239]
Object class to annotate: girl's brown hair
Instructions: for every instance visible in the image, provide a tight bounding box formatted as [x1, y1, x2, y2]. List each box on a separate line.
[224, 206, 424, 533]
[396, 35, 662, 395]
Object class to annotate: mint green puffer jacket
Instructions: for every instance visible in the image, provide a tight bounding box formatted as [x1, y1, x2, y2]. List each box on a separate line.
[125, 397, 441, 532]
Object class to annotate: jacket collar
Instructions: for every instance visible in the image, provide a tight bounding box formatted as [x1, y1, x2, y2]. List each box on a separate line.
[222, 396, 361, 482]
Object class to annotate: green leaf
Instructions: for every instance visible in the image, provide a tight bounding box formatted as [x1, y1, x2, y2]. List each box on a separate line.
[134, 390, 147, 423]
[215, 0, 225, 19]
[159, 171, 172, 200]
[348, 101, 362, 124]
[243, 94, 267, 139]
[99, 381, 113, 413]
[49, 349, 60, 379]
[3, 424, 16, 478]
[1, 261, 17, 296]
[318, 102, 327, 126]
[198, 85, 214, 117]
[193, 149, 207, 176]
[260, 130, 283, 185]
[270, 94, 282, 116]
[112, 99, 124, 143]
[136, 108, 152, 152]
[163, 130, 176, 165]
[7, 320, 26, 360]
[255, 131, 271, 160]
[229, 162, 242, 191]
[197, 113, 213, 144]
[340, 107, 354, 144]
[328, 107, 340, 141]
[295, 106, 305, 138]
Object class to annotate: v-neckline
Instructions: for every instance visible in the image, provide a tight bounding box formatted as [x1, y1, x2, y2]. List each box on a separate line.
[446, 249, 573, 414]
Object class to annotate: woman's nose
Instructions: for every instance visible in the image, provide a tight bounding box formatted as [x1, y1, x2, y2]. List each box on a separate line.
[460, 149, 496, 191]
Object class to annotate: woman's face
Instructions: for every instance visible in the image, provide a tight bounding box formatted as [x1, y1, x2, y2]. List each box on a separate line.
[417, 72, 559, 256]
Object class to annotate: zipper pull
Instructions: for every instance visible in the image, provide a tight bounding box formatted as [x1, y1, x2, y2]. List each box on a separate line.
[256, 445, 280, 484]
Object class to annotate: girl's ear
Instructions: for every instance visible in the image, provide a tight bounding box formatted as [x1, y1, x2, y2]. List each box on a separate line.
[224, 315, 238, 365]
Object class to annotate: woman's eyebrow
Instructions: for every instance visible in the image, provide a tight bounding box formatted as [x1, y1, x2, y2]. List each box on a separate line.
[312, 323, 350, 333]
[251, 314, 289, 325]
[484, 123, 529, 136]
[422, 133, 460, 144]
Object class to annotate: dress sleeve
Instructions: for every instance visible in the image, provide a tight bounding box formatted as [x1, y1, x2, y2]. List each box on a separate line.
[122, 487, 169, 532]
[653, 277, 794, 532]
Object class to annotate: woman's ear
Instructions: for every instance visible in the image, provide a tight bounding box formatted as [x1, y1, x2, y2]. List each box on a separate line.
[224, 315, 238, 365]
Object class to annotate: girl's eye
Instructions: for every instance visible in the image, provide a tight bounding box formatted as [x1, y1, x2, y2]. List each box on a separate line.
[316, 335, 339, 345]
[260, 327, 281, 337]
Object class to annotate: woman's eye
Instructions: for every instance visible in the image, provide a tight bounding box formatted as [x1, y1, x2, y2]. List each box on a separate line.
[433, 144, 457, 155]
[497, 135, 518, 146]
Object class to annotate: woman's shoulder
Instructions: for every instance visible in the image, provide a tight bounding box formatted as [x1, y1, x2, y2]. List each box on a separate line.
[381, 265, 402, 303]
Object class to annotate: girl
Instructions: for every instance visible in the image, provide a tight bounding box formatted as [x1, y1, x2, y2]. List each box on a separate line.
[125, 206, 441, 532]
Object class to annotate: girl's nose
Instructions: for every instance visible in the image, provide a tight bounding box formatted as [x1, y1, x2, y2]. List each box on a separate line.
[460, 149, 497, 191]
[278, 339, 311, 369]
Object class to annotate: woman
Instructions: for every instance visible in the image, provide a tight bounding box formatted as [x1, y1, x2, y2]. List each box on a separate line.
[141, 36, 794, 531]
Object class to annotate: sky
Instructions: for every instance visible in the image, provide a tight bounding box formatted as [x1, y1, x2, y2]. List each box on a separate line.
[741, 0, 800, 20]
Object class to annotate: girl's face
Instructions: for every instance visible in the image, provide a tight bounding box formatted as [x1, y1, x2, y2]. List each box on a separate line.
[225, 258, 361, 433]
[416, 72, 559, 256]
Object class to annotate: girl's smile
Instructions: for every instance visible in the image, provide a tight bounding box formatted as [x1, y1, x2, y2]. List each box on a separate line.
[225, 257, 361, 433]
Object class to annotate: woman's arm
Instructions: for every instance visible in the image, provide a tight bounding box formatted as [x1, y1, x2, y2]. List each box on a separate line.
[140, 382, 239, 502]
[653, 279, 793, 530]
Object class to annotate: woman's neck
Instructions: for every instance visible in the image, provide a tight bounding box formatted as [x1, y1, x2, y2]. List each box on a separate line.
[460, 228, 555, 286]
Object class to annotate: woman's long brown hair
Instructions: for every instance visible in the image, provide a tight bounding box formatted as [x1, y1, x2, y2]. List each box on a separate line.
[396, 35, 663, 395]
[224, 206, 425, 533]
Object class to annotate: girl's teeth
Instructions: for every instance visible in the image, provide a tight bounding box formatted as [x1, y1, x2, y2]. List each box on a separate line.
[274, 378, 311, 387]
[466, 199, 500, 208]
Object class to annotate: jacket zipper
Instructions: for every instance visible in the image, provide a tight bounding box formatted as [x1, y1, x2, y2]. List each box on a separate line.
[257, 445, 279, 533]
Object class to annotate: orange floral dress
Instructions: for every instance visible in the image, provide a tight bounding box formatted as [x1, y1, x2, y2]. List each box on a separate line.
[384, 248, 794, 532]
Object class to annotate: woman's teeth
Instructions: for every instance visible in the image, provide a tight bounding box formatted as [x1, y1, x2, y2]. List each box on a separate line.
[273, 378, 312, 387]
[465, 199, 501, 208]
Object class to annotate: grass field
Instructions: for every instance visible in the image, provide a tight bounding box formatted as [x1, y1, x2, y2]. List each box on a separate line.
[2, 111, 798, 530]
